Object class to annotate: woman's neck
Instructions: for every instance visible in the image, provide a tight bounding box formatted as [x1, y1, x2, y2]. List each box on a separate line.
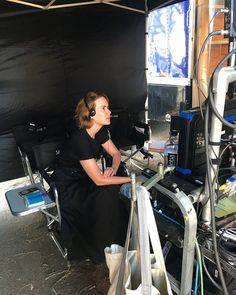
[86, 124, 101, 139]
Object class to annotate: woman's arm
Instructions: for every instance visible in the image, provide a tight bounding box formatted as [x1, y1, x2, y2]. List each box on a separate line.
[80, 158, 130, 186]
[102, 139, 121, 177]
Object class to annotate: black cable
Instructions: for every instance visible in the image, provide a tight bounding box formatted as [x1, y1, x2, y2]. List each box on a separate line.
[204, 49, 236, 294]
[195, 30, 224, 119]
[202, 254, 223, 292]
[211, 133, 236, 193]
[219, 234, 236, 266]
[219, 167, 236, 172]
[201, 117, 236, 205]
[204, 102, 229, 295]
[217, 173, 235, 182]
[203, 51, 236, 294]
[208, 10, 221, 33]
[195, 197, 201, 217]
[209, 155, 220, 189]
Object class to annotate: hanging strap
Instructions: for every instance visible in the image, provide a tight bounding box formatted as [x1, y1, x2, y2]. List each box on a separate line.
[115, 174, 137, 295]
[115, 181, 172, 295]
[141, 186, 166, 269]
[140, 185, 173, 295]
[137, 186, 153, 294]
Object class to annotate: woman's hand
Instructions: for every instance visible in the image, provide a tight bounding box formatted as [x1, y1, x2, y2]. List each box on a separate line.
[102, 139, 121, 177]
[103, 167, 116, 177]
[80, 159, 130, 185]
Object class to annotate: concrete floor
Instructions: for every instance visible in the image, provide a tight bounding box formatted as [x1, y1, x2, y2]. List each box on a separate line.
[0, 177, 112, 295]
[0, 121, 170, 295]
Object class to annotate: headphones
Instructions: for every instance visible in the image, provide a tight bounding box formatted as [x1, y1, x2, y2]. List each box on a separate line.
[84, 97, 96, 117]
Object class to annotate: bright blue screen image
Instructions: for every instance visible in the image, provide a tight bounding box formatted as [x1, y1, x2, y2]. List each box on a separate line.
[147, 0, 190, 85]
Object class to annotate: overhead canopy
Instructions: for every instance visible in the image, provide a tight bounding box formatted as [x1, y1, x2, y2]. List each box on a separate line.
[0, 0, 182, 16]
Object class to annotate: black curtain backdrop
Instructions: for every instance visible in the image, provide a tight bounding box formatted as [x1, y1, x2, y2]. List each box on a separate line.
[0, 6, 146, 181]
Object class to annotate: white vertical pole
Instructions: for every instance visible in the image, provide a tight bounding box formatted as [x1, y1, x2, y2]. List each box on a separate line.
[202, 67, 236, 223]
[188, 0, 196, 82]
[229, 40, 236, 66]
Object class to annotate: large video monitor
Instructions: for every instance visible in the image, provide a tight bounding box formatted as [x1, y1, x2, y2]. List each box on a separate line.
[147, 0, 194, 86]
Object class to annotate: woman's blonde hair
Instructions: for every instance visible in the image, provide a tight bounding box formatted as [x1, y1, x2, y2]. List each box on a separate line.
[74, 91, 109, 129]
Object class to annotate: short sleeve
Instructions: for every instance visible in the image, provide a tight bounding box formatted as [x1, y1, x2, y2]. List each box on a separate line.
[58, 128, 109, 166]
[69, 130, 94, 161]
[95, 127, 109, 144]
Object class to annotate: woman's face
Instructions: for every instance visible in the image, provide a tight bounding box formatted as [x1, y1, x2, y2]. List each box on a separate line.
[92, 96, 111, 126]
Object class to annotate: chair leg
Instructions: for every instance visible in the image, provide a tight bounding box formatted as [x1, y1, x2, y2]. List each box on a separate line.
[45, 214, 53, 229]
[40, 208, 59, 229]
[49, 232, 68, 259]
[41, 209, 67, 259]
[46, 218, 55, 229]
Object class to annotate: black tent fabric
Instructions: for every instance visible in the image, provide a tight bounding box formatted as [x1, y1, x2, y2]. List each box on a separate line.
[0, 6, 147, 181]
[0, 6, 146, 131]
[0, 0, 181, 181]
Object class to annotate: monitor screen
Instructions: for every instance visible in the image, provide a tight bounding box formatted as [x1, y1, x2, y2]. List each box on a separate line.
[147, 0, 193, 86]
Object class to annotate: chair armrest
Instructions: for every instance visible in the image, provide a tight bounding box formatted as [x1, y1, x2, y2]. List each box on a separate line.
[50, 181, 58, 200]
[133, 121, 151, 139]
[133, 121, 149, 128]
[39, 169, 52, 187]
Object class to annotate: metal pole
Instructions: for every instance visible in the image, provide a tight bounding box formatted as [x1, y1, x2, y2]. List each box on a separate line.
[144, 0, 149, 124]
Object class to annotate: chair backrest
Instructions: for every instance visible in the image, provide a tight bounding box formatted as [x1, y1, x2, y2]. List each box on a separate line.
[12, 124, 44, 171]
[12, 118, 72, 172]
[109, 108, 150, 150]
[32, 138, 65, 184]
[109, 108, 133, 141]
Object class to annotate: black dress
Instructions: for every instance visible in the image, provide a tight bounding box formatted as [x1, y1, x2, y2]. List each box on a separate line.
[51, 126, 128, 263]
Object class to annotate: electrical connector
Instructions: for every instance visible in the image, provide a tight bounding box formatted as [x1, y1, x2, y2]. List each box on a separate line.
[220, 8, 229, 13]
[220, 29, 229, 36]
[224, 0, 236, 38]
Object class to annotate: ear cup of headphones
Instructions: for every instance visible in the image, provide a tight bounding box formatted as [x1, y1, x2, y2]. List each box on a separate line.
[89, 108, 96, 117]
[84, 97, 96, 118]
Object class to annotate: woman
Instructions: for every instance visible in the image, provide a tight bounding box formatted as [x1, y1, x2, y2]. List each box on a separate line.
[52, 91, 131, 263]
